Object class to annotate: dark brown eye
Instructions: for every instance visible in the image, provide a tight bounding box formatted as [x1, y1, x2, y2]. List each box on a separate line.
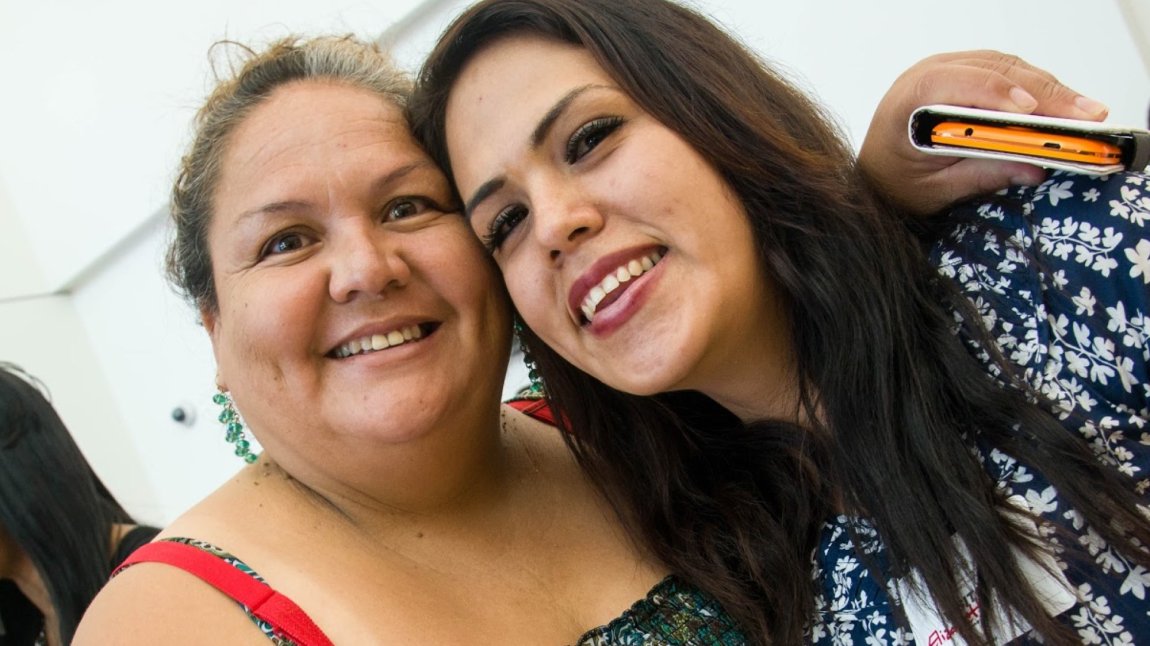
[384, 197, 433, 221]
[565, 116, 624, 164]
[482, 205, 528, 253]
[260, 232, 308, 259]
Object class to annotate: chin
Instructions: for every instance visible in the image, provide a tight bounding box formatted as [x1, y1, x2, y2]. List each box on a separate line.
[602, 368, 684, 398]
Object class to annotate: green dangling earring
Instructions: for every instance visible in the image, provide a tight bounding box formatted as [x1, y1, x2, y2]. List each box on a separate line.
[513, 319, 545, 398]
[213, 390, 259, 464]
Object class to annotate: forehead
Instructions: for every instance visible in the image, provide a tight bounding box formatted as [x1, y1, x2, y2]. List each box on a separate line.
[448, 34, 612, 115]
[444, 36, 615, 173]
[217, 81, 422, 195]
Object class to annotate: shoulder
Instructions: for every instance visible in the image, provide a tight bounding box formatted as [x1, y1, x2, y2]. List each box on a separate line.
[74, 545, 267, 644]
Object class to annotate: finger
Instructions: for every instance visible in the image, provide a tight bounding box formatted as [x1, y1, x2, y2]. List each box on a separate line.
[976, 59, 1108, 120]
[910, 51, 1108, 120]
[928, 158, 1047, 210]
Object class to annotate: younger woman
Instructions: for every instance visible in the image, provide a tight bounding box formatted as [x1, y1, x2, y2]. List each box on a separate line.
[411, 1, 1150, 643]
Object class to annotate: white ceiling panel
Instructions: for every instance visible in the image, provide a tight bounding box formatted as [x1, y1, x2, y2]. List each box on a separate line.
[0, 0, 430, 295]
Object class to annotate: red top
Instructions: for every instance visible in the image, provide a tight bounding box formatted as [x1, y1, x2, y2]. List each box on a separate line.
[506, 397, 557, 426]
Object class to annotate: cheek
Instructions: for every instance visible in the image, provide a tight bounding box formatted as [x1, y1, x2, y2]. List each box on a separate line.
[505, 269, 575, 359]
[216, 276, 319, 371]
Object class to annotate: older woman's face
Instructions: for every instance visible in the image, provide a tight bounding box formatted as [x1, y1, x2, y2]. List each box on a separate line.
[203, 81, 509, 458]
[445, 36, 782, 402]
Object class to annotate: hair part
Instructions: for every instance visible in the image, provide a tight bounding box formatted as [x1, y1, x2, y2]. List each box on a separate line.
[166, 35, 412, 316]
[411, 1, 1150, 644]
[0, 363, 135, 643]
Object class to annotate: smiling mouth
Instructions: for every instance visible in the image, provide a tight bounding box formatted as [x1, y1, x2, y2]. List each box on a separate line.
[580, 249, 665, 324]
[329, 323, 439, 359]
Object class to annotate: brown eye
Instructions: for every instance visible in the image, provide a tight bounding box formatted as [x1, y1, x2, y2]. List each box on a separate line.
[565, 116, 624, 164]
[260, 232, 308, 259]
[384, 196, 441, 221]
[482, 205, 528, 253]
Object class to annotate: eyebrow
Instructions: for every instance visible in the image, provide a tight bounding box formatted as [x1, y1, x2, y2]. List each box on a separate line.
[531, 83, 599, 147]
[463, 83, 607, 218]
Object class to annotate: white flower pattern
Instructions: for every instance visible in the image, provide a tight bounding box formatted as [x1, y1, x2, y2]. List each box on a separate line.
[807, 171, 1150, 644]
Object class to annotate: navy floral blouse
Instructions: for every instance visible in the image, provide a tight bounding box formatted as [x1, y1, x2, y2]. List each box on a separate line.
[808, 170, 1150, 644]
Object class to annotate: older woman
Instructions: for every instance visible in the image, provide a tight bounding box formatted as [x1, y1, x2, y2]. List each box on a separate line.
[74, 36, 687, 644]
[410, 0, 1150, 644]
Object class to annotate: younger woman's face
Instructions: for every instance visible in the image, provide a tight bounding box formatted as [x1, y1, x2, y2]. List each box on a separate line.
[445, 36, 790, 410]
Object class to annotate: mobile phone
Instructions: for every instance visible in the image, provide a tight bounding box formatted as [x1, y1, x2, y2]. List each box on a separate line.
[909, 104, 1150, 176]
[930, 121, 1123, 165]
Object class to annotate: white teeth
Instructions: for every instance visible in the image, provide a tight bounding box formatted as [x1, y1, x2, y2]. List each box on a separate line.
[334, 325, 424, 358]
[602, 274, 620, 293]
[579, 250, 664, 322]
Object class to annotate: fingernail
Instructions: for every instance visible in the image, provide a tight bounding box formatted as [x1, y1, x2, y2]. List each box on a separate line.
[1074, 95, 1109, 117]
[1009, 87, 1037, 112]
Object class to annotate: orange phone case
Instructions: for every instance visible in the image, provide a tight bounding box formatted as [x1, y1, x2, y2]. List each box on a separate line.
[930, 121, 1123, 165]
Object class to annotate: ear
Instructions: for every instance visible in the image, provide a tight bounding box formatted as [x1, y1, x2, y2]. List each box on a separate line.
[200, 307, 228, 391]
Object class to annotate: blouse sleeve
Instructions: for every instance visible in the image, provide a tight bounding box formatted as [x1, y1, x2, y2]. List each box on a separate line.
[931, 170, 1150, 477]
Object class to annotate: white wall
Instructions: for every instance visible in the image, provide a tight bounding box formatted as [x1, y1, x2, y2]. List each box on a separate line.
[1, 0, 1146, 525]
[0, 295, 161, 522]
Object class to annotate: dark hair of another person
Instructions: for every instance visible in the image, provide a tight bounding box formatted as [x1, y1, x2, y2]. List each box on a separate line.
[0, 363, 134, 644]
[410, 1, 1150, 643]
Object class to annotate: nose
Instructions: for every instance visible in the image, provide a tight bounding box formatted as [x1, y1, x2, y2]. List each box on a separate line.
[328, 225, 411, 303]
[530, 181, 605, 262]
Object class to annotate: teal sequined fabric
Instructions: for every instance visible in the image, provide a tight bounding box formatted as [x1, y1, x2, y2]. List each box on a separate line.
[575, 576, 747, 645]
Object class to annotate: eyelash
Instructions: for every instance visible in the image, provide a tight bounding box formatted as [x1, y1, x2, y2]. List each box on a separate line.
[482, 205, 528, 253]
[565, 116, 624, 164]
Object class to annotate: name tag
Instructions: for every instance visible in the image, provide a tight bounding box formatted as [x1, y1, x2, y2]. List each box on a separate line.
[894, 496, 1076, 646]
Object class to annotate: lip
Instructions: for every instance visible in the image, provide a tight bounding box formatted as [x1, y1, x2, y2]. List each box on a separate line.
[325, 319, 439, 358]
[567, 245, 665, 325]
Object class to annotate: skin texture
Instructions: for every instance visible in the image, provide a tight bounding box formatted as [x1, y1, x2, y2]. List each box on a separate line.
[75, 79, 666, 644]
[446, 36, 798, 421]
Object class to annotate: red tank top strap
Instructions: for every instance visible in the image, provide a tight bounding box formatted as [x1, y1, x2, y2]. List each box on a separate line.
[506, 397, 557, 426]
[117, 540, 334, 646]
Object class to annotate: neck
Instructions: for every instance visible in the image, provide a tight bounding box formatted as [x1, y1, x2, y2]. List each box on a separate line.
[259, 402, 517, 530]
[682, 283, 807, 423]
[699, 328, 803, 425]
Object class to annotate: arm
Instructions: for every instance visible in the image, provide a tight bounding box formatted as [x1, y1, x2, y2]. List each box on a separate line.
[859, 50, 1109, 216]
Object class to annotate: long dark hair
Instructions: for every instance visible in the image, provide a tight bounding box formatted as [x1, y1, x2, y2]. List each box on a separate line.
[0, 364, 134, 644]
[410, 1, 1150, 643]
